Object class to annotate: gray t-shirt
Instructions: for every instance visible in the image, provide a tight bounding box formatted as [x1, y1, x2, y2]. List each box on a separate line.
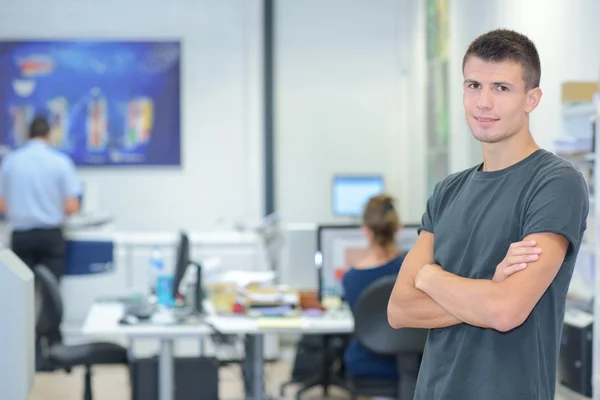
[415, 149, 589, 400]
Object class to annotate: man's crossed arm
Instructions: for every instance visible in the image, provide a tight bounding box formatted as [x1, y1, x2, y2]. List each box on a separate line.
[387, 231, 569, 332]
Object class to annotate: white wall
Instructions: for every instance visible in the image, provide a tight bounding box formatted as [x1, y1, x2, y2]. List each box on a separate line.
[0, 0, 264, 232]
[449, 0, 600, 171]
[275, 0, 427, 225]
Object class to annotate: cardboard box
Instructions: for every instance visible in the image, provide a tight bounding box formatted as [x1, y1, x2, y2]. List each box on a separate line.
[562, 81, 598, 103]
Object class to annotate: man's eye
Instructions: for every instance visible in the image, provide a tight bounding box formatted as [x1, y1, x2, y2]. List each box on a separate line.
[469, 83, 480, 89]
[497, 85, 508, 92]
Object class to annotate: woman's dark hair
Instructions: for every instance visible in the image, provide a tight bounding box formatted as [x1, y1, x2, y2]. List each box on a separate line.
[362, 194, 400, 247]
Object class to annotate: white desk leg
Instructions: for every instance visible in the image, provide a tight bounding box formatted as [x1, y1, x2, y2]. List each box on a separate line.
[159, 339, 174, 400]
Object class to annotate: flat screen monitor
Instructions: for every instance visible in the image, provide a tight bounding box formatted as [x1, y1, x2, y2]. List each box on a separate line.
[332, 175, 384, 216]
[172, 231, 190, 299]
[172, 231, 203, 314]
[316, 224, 419, 299]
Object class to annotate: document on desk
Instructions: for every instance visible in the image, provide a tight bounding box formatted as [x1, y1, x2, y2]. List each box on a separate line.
[207, 316, 256, 333]
[257, 317, 304, 330]
[206, 315, 307, 333]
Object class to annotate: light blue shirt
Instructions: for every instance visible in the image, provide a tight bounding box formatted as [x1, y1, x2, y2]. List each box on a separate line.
[0, 139, 81, 231]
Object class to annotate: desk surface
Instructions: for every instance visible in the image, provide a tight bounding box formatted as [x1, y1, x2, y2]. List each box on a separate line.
[82, 303, 353, 338]
[82, 303, 213, 338]
[206, 312, 353, 335]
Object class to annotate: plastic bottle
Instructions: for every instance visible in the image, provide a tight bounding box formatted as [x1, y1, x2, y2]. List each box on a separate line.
[150, 246, 172, 306]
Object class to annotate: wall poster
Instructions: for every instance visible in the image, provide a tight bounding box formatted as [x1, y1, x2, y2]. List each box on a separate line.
[0, 40, 181, 166]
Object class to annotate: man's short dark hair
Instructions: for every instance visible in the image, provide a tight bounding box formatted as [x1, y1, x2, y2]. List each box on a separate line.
[29, 116, 50, 139]
[462, 29, 541, 90]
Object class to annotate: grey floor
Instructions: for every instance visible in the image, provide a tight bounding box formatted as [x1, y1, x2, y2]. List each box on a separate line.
[27, 357, 579, 400]
[27, 361, 352, 400]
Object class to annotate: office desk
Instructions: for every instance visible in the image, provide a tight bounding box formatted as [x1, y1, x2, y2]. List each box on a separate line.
[206, 310, 353, 400]
[83, 303, 353, 400]
[58, 229, 268, 348]
[82, 302, 212, 400]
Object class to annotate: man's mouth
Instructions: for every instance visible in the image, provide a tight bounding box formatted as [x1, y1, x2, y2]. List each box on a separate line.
[475, 116, 499, 123]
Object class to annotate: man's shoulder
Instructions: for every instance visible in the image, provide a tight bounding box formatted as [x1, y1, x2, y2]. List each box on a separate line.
[529, 150, 587, 187]
[1, 146, 28, 169]
[45, 147, 75, 168]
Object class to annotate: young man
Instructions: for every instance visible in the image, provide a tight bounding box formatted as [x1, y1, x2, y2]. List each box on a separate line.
[387, 29, 589, 399]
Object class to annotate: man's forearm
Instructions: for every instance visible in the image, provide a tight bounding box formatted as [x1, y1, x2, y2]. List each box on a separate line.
[388, 281, 463, 329]
[415, 265, 503, 330]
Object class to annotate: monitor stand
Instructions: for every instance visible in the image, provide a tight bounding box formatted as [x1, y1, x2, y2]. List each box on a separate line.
[163, 260, 205, 324]
[191, 261, 205, 316]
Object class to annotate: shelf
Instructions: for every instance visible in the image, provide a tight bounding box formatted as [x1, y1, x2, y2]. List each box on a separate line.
[557, 152, 595, 161]
[580, 244, 596, 254]
[563, 102, 597, 118]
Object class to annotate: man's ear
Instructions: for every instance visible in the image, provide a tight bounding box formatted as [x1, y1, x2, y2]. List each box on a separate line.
[525, 87, 543, 113]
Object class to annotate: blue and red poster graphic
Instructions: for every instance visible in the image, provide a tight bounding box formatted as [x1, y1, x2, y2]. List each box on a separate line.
[0, 40, 181, 166]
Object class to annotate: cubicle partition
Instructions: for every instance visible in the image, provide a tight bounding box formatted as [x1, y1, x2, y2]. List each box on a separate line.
[278, 223, 319, 290]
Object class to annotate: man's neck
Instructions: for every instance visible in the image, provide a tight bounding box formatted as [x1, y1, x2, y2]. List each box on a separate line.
[29, 137, 48, 144]
[480, 132, 539, 172]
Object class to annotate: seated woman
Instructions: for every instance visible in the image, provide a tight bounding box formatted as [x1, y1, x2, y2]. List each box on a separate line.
[342, 194, 405, 381]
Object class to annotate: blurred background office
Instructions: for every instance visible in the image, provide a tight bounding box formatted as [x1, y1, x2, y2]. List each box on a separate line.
[0, 0, 598, 399]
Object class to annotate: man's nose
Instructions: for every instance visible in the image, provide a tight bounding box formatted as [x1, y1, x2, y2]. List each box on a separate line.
[477, 89, 493, 110]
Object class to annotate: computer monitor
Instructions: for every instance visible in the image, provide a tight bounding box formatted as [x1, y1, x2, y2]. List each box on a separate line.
[316, 224, 420, 299]
[0, 249, 35, 400]
[172, 232, 204, 314]
[332, 175, 385, 217]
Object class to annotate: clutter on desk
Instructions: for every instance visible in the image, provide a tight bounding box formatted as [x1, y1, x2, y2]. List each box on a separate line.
[321, 295, 343, 311]
[243, 285, 300, 318]
[208, 282, 239, 314]
[206, 279, 327, 318]
[299, 291, 324, 310]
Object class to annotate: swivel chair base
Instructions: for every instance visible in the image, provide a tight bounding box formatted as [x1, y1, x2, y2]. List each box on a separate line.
[293, 373, 353, 400]
[285, 334, 353, 400]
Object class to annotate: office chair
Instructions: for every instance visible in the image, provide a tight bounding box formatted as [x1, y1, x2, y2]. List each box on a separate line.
[280, 333, 351, 399]
[348, 275, 428, 400]
[279, 291, 353, 399]
[35, 265, 129, 400]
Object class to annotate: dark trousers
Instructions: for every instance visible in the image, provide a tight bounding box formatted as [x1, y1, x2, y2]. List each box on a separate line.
[11, 227, 66, 280]
[12, 227, 65, 369]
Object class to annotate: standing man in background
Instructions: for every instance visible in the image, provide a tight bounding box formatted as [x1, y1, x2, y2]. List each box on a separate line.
[0, 116, 81, 281]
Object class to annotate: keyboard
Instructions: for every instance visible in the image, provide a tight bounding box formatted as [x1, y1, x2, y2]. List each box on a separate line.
[124, 303, 156, 320]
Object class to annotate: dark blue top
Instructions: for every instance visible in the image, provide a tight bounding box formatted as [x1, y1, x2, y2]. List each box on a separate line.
[342, 254, 405, 380]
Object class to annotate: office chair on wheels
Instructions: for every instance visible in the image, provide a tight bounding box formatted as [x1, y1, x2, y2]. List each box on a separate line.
[35, 264, 129, 400]
[280, 333, 352, 399]
[347, 275, 428, 400]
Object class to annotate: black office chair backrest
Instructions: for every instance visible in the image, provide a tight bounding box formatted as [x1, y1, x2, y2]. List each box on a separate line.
[34, 265, 63, 338]
[353, 275, 428, 356]
[353, 275, 429, 399]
